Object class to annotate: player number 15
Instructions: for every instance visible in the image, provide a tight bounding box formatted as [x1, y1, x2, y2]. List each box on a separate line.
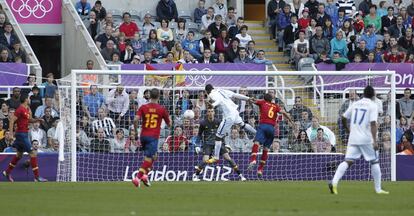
[145, 114, 158, 128]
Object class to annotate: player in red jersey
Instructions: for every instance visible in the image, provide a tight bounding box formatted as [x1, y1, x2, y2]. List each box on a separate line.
[248, 93, 292, 178]
[2, 95, 47, 182]
[132, 88, 171, 187]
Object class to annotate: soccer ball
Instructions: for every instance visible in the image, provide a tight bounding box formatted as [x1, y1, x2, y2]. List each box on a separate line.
[183, 110, 195, 119]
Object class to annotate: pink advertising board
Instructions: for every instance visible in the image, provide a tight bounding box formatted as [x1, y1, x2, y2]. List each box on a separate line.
[6, 0, 62, 24]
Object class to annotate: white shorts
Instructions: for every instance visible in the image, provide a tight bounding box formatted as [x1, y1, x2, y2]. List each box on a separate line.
[216, 115, 243, 138]
[345, 144, 378, 162]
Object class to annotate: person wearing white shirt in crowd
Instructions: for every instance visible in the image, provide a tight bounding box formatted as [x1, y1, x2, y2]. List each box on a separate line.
[201, 7, 215, 31]
[111, 129, 127, 153]
[141, 13, 156, 40]
[212, 0, 227, 19]
[205, 84, 256, 163]
[330, 86, 389, 195]
[292, 30, 310, 68]
[106, 85, 130, 128]
[235, 25, 252, 48]
[29, 121, 47, 148]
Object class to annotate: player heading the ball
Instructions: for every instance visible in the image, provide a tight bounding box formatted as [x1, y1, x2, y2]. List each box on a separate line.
[205, 84, 256, 164]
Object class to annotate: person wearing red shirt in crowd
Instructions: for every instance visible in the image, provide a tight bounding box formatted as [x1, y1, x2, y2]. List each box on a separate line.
[2, 95, 47, 182]
[248, 93, 293, 177]
[132, 88, 171, 188]
[119, 12, 139, 40]
[382, 48, 406, 63]
[298, 8, 311, 30]
[163, 126, 189, 152]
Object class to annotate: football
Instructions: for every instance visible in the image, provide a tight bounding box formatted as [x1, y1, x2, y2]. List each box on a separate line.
[183, 109, 195, 119]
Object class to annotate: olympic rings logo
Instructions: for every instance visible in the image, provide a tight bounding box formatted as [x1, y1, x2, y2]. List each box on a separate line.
[10, 0, 53, 19]
[186, 68, 213, 86]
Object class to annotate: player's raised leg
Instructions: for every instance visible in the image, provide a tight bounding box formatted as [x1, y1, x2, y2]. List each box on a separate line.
[248, 141, 260, 170]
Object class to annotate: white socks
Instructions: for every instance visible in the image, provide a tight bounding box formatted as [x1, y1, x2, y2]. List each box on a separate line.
[243, 123, 257, 135]
[214, 140, 222, 159]
[371, 163, 382, 192]
[332, 161, 349, 185]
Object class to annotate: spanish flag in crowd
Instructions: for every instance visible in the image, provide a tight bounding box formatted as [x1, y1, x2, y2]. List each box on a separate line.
[144, 63, 186, 87]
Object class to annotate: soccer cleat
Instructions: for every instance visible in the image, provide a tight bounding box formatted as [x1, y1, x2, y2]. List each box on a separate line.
[34, 176, 48, 182]
[239, 174, 246, 181]
[141, 175, 151, 187]
[247, 160, 257, 171]
[328, 183, 338, 195]
[192, 174, 201, 182]
[206, 157, 219, 164]
[257, 170, 263, 178]
[376, 190, 389, 195]
[132, 176, 141, 188]
[2, 171, 14, 182]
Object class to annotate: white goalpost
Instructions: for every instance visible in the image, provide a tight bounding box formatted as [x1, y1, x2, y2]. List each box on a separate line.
[56, 70, 396, 182]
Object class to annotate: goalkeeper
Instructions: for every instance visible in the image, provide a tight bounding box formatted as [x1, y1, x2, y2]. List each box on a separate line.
[193, 107, 246, 181]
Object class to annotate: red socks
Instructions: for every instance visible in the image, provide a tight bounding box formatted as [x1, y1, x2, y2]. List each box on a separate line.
[250, 143, 259, 163]
[30, 157, 39, 178]
[6, 155, 21, 174]
[137, 159, 153, 179]
[258, 149, 269, 171]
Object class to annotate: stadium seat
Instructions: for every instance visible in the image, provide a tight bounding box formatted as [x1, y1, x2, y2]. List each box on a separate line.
[186, 22, 199, 33]
[298, 58, 315, 84]
[169, 21, 178, 31]
[154, 22, 161, 29]
[128, 9, 141, 22]
[178, 10, 193, 22]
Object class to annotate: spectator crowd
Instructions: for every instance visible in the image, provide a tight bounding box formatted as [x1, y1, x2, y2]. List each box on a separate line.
[267, 0, 414, 69]
[0, 7, 28, 63]
[78, 0, 273, 65]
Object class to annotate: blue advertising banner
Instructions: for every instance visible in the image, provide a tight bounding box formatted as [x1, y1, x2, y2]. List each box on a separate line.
[0, 153, 58, 182]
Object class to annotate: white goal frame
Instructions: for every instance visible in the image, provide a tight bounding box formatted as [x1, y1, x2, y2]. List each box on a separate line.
[69, 70, 397, 182]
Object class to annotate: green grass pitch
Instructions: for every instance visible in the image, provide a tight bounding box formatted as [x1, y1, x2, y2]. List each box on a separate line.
[0, 181, 413, 216]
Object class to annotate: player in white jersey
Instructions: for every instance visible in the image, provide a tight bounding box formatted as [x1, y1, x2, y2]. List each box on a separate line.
[329, 86, 389, 195]
[205, 84, 256, 163]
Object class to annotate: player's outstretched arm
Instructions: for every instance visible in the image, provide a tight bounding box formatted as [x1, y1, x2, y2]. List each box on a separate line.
[231, 93, 250, 101]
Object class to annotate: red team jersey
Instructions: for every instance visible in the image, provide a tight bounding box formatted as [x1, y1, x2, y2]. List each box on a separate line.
[14, 105, 31, 133]
[255, 100, 281, 126]
[137, 103, 170, 138]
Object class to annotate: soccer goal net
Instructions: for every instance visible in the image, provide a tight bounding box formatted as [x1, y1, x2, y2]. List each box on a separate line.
[57, 70, 396, 182]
